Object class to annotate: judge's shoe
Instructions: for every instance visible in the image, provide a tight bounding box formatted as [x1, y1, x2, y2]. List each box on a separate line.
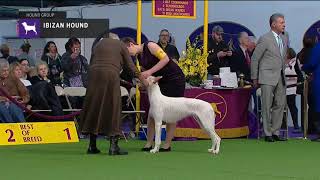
[272, 135, 287, 141]
[265, 136, 274, 142]
[109, 136, 128, 155]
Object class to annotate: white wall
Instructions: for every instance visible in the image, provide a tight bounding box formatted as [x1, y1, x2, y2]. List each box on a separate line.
[0, 20, 19, 44]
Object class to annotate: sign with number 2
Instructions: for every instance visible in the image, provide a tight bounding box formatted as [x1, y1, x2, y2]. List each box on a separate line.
[0, 122, 79, 145]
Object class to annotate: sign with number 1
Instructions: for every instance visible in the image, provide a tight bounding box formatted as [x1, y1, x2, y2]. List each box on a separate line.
[0, 122, 79, 145]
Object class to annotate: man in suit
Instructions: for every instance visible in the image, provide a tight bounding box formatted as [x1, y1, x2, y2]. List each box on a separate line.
[231, 32, 251, 81]
[251, 13, 288, 142]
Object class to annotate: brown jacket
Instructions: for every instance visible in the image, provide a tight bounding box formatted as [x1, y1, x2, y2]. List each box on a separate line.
[0, 76, 30, 104]
[80, 38, 140, 136]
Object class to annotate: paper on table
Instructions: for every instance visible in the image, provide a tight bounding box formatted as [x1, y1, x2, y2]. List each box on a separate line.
[219, 72, 238, 88]
[219, 67, 231, 73]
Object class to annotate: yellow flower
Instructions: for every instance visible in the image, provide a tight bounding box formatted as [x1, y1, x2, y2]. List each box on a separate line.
[189, 66, 195, 76]
[182, 68, 189, 76]
[177, 37, 209, 82]
[185, 59, 192, 65]
[192, 60, 198, 66]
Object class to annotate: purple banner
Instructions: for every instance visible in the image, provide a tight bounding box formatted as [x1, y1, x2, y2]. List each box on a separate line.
[177, 88, 251, 129]
[153, 0, 196, 19]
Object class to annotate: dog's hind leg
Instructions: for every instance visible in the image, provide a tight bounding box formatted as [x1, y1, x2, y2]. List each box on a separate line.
[207, 127, 221, 154]
[196, 112, 221, 154]
[150, 119, 162, 153]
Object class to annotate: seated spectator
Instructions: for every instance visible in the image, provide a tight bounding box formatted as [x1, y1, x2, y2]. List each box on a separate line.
[30, 62, 52, 84]
[11, 62, 63, 116]
[157, 29, 180, 62]
[0, 59, 29, 123]
[41, 41, 62, 85]
[18, 43, 35, 67]
[61, 37, 88, 88]
[230, 31, 251, 80]
[19, 58, 32, 80]
[0, 44, 19, 64]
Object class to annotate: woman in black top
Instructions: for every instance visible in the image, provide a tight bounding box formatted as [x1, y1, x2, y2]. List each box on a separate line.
[41, 41, 62, 85]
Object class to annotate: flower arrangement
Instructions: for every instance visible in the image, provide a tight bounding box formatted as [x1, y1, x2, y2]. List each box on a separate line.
[178, 37, 209, 86]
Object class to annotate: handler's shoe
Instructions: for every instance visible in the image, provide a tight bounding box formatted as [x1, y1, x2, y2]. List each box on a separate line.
[87, 146, 101, 154]
[109, 136, 128, 155]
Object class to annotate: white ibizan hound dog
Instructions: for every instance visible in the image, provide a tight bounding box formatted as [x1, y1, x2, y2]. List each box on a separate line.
[21, 22, 37, 35]
[145, 76, 221, 154]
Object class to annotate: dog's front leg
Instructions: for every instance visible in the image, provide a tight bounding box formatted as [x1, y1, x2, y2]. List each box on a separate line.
[150, 120, 162, 153]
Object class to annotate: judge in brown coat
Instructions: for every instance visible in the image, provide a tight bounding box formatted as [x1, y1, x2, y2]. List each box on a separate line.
[79, 33, 147, 155]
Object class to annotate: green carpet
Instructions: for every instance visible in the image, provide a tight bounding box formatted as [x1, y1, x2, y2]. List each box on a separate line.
[0, 139, 318, 180]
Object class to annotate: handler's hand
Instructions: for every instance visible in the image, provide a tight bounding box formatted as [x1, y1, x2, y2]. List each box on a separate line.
[141, 70, 152, 79]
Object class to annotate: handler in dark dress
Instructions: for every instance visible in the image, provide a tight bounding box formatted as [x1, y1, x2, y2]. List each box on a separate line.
[121, 37, 185, 152]
[80, 33, 147, 155]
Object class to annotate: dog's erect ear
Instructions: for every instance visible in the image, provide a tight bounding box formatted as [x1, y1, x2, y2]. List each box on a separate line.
[153, 76, 162, 83]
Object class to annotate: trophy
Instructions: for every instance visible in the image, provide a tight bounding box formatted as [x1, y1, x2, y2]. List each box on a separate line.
[239, 73, 245, 87]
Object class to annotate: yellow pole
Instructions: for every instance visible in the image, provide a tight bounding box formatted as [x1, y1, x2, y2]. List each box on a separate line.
[203, 0, 209, 80]
[135, 0, 142, 134]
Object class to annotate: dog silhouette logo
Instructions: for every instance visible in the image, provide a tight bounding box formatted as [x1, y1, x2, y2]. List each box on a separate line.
[18, 19, 40, 38]
[21, 22, 37, 35]
[210, 102, 224, 119]
[195, 92, 227, 126]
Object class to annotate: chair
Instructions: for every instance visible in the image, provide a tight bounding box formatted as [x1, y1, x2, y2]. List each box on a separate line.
[55, 86, 64, 96]
[255, 88, 288, 139]
[61, 87, 87, 135]
[30, 86, 81, 113]
[25, 86, 76, 120]
[120, 86, 146, 142]
[63, 87, 86, 111]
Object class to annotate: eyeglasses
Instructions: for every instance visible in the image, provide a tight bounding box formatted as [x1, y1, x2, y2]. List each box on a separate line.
[21, 64, 29, 67]
[160, 34, 169, 37]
